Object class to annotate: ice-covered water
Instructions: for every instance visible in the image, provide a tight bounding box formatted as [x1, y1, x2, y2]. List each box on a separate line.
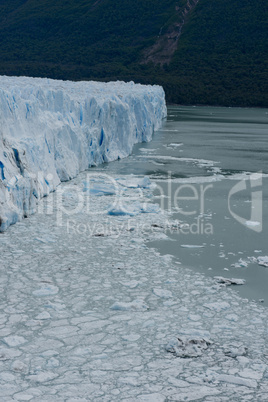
[0, 177, 268, 399]
[1, 105, 268, 400]
[97, 105, 268, 305]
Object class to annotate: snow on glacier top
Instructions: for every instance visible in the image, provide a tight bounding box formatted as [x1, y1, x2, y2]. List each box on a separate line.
[0, 75, 164, 102]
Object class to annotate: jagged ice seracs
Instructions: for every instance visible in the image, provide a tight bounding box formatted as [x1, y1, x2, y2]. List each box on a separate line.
[0, 76, 167, 231]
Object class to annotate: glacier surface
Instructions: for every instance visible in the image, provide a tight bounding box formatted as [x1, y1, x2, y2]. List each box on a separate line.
[0, 76, 166, 231]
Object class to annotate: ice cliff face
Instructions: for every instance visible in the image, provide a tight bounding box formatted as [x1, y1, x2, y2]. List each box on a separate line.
[0, 76, 166, 231]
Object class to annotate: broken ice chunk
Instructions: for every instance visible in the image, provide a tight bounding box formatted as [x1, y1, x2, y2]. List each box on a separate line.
[0, 348, 22, 360]
[110, 299, 149, 311]
[27, 371, 59, 383]
[214, 276, 246, 286]
[204, 301, 230, 312]
[11, 360, 28, 373]
[137, 394, 165, 402]
[231, 258, 249, 268]
[32, 285, 59, 297]
[35, 311, 51, 320]
[180, 244, 205, 249]
[117, 176, 151, 188]
[224, 345, 248, 358]
[84, 183, 116, 196]
[257, 256, 268, 267]
[122, 334, 141, 342]
[153, 288, 173, 299]
[120, 280, 139, 289]
[3, 336, 27, 347]
[141, 203, 160, 214]
[108, 204, 140, 216]
[215, 374, 257, 388]
[108, 202, 159, 216]
[166, 336, 212, 358]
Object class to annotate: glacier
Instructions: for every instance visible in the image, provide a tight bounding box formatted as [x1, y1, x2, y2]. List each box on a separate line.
[0, 76, 166, 231]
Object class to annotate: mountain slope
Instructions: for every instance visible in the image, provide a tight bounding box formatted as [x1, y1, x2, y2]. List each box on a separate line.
[0, 0, 267, 107]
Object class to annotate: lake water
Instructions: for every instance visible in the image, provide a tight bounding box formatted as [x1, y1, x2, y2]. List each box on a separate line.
[95, 105, 268, 305]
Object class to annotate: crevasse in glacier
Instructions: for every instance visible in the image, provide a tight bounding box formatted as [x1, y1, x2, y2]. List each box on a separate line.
[0, 76, 167, 231]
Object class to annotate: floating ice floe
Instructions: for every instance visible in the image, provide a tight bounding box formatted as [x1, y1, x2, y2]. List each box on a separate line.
[83, 177, 151, 196]
[231, 258, 249, 268]
[153, 288, 173, 299]
[108, 201, 159, 216]
[3, 336, 27, 347]
[32, 285, 59, 297]
[122, 334, 141, 342]
[11, 360, 28, 373]
[257, 256, 268, 268]
[35, 311, 51, 320]
[27, 371, 59, 383]
[214, 374, 257, 388]
[110, 299, 149, 311]
[120, 280, 139, 289]
[224, 344, 248, 358]
[166, 336, 212, 358]
[204, 301, 230, 312]
[168, 143, 183, 147]
[117, 176, 151, 189]
[232, 256, 268, 269]
[84, 183, 117, 196]
[180, 244, 205, 249]
[214, 276, 246, 286]
[139, 155, 217, 169]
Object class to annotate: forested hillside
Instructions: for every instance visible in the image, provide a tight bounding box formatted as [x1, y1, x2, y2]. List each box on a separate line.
[0, 0, 267, 106]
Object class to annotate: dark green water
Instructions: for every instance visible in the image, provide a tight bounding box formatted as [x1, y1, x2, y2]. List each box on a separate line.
[95, 105, 268, 305]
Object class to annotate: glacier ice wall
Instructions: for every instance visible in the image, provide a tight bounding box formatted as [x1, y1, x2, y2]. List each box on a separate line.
[0, 76, 166, 231]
